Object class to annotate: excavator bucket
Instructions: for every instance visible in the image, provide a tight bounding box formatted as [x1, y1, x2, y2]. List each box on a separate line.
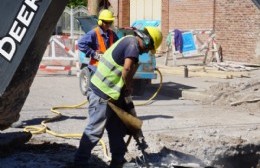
[0, 0, 69, 130]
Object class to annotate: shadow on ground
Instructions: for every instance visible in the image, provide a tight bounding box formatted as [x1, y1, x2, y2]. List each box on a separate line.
[10, 115, 87, 129]
[0, 134, 207, 168]
[0, 140, 108, 168]
[139, 115, 174, 121]
[212, 144, 260, 168]
[3, 137, 256, 168]
[134, 82, 196, 101]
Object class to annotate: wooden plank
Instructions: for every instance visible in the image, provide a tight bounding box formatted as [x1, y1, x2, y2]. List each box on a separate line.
[158, 64, 252, 79]
[231, 98, 260, 106]
[225, 61, 260, 67]
[157, 66, 232, 79]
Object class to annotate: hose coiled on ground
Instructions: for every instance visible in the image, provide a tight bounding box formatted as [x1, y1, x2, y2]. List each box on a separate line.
[24, 68, 163, 161]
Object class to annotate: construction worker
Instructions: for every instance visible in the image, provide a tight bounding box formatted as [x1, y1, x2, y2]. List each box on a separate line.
[78, 9, 118, 73]
[74, 26, 163, 168]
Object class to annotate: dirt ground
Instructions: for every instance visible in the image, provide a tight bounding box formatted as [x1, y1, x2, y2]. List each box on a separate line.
[1, 57, 260, 168]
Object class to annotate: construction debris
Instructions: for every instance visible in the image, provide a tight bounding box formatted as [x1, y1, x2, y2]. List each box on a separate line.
[209, 62, 259, 72]
[157, 63, 255, 79]
[230, 98, 260, 106]
[203, 80, 260, 110]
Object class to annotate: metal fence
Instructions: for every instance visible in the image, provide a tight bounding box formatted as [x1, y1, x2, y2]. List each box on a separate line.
[54, 6, 89, 37]
[43, 6, 89, 59]
[41, 6, 89, 75]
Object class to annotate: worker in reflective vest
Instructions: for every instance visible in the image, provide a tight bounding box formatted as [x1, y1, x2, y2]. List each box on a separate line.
[78, 9, 118, 72]
[74, 27, 163, 168]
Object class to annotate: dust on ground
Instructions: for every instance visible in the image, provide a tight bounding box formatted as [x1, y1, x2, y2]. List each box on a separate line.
[1, 63, 260, 168]
[203, 79, 260, 113]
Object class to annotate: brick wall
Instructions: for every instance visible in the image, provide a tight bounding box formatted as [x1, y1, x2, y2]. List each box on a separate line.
[168, 0, 214, 30]
[115, 0, 260, 63]
[161, 0, 260, 63]
[108, 0, 119, 27]
[87, 0, 130, 28]
[161, 0, 169, 51]
[215, 0, 260, 63]
[160, 0, 214, 51]
[118, 0, 130, 27]
[109, 0, 130, 28]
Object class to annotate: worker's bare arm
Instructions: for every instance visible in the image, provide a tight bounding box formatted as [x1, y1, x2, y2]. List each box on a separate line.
[122, 57, 138, 95]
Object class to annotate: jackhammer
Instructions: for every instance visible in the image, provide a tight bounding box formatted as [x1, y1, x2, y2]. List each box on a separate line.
[124, 96, 150, 167]
[108, 97, 150, 167]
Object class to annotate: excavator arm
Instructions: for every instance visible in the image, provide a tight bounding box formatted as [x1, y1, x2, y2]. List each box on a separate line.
[0, 0, 69, 130]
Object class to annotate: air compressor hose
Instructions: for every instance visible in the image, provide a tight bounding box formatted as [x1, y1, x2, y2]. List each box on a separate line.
[24, 67, 163, 162]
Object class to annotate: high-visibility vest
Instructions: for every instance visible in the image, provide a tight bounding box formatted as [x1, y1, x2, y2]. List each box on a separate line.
[91, 36, 130, 100]
[89, 27, 114, 66]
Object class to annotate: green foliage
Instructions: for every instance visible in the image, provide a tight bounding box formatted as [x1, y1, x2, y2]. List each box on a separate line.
[67, 0, 87, 7]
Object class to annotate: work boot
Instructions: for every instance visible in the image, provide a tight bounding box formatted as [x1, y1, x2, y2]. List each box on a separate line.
[109, 158, 126, 168]
[109, 159, 136, 168]
[73, 156, 89, 168]
[73, 162, 89, 168]
[66, 162, 88, 168]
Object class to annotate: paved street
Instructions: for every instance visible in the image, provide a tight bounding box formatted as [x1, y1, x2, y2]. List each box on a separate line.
[1, 56, 260, 167]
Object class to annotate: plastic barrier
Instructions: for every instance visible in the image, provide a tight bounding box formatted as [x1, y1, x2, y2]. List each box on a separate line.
[40, 36, 80, 75]
[165, 29, 221, 66]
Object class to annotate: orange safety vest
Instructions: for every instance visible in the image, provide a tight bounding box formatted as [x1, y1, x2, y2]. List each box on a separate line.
[89, 27, 114, 66]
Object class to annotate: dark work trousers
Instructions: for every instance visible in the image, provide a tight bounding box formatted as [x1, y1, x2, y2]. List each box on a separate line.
[74, 88, 128, 166]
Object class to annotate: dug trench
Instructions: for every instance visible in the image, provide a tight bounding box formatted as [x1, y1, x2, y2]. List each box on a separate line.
[132, 134, 260, 168]
[0, 134, 259, 168]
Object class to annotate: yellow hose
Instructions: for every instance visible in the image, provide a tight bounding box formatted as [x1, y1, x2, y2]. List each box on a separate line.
[135, 68, 163, 106]
[24, 68, 163, 161]
[23, 101, 110, 160]
[126, 68, 163, 147]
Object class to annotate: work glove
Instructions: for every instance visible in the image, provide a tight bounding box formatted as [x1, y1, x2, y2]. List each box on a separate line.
[123, 87, 133, 97]
[124, 96, 135, 115]
[93, 51, 103, 60]
[124, 96, 133, 105]
[124, 95, 147, 150]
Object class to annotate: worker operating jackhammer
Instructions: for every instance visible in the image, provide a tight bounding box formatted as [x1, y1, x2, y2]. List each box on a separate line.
[74, 26, 163, 168]
[123, 95, 150, 166]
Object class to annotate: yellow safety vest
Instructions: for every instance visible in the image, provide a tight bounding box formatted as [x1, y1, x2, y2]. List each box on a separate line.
[91, 36, 130, 100]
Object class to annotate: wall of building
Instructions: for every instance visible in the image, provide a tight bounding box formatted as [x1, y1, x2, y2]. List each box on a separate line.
[168, 0, 214, 30]
[161, 0, 260, 63]
[161, 0, 169, 50]
[129, 0, 161, 26]
[214, 0, 260, 63]
[109, 0, 130, 28]
[161, 0, 214, 52]
[87, 0, 125, 28]
[108, 0, 119, 27]
[113, 0, 260, 63]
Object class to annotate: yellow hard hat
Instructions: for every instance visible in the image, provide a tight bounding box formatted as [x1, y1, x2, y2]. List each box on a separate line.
[98, 9, 115, 21]
[144, 27, 163, 54]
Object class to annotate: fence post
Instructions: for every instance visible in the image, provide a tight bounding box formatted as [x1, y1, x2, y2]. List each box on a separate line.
[51, 37, 56, 59]
[70, 7, 74, 38]
[41, 6, 88, 75]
